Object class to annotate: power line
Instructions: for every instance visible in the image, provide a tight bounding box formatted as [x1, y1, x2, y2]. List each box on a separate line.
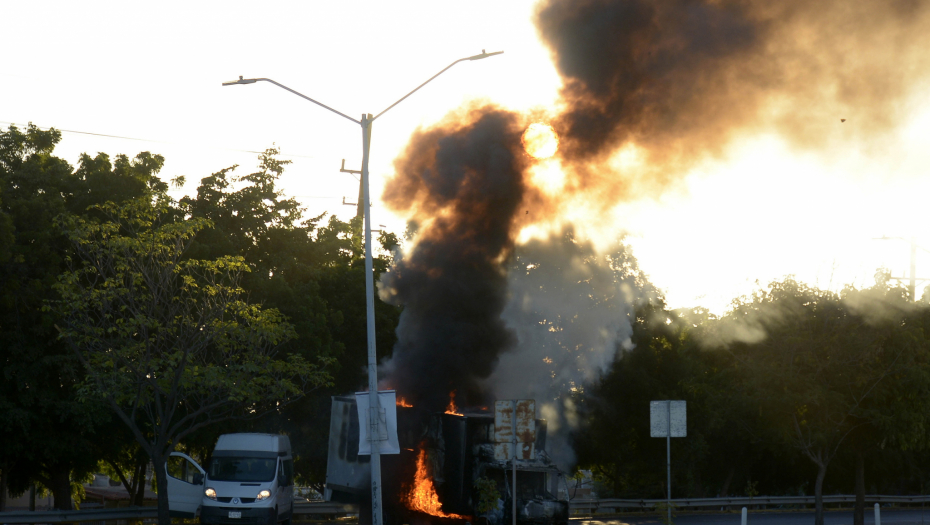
[2, 120, 372, 208]
[0, 120, 316, 159]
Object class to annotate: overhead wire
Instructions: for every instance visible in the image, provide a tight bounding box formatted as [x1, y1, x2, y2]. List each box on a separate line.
[0, 120, 373, 213]
[0, 120, 315, 159]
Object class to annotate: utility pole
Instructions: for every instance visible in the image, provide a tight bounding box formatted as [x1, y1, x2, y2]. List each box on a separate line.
[339, 159, 364, 219]
[909, 237, 917, 301]
[874, 236, 929, 301]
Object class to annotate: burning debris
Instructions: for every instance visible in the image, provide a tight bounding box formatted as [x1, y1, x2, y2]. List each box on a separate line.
[406, 448, 469, 520]
[445, 391, 463, 416]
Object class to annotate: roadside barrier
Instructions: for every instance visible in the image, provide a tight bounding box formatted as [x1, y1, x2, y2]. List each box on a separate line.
[1, 495, 927, 523]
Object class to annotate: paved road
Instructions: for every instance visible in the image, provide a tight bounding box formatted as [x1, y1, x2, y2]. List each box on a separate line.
[572, 508, 930, 524]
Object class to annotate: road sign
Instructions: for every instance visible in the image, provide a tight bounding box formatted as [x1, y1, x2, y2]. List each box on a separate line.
[494, 400, 536, 442]
[495, 399, 536, 525]
[650, 400, 686, 437]
[494, 400, 536, 460]
[651, 400, 686, 525]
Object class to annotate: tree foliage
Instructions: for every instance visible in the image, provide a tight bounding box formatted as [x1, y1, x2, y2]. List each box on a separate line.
[176, 150, 402, 488]
[574, 275, 930, 525]
[51, 195, 333, 525]
[717, 279, 930, 525]
[0, 124, 148, 509]
[0, 125, 399, 510]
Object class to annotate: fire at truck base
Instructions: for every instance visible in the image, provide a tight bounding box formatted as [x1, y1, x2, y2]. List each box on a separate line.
[325, 396, 569, 525]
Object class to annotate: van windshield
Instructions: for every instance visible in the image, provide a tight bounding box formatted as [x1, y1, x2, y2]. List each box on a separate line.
[209, 457, 277, 482]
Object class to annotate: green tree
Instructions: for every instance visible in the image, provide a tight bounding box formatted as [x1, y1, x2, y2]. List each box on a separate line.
[574, 296, 801, 501]
[0, 188, 12, 264]
[574, 302, 724, 498]
[52, 196, 333, 525]
[717, 278, 929, 525]
[839, 285, 930, 525]
[0, 123, 154, 509]
[178, 152, 401, 488]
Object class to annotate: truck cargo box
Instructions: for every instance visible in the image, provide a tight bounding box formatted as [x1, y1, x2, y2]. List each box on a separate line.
[324, 396, 568, 525]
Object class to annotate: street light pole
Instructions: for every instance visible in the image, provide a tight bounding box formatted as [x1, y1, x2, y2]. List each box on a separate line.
[359, 112, 384, 523]
[223, 49, 502, 525]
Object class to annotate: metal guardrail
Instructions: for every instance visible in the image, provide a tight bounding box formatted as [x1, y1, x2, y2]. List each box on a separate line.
[294, 501, 358, 515]
[0, 506, 158, 524]
[568, 494, 930, 514]
[0, 501, 359, 524]
[3, 496, 929, 522]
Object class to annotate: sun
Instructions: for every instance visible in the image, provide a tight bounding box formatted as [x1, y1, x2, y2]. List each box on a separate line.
[522, 123, 559, 159]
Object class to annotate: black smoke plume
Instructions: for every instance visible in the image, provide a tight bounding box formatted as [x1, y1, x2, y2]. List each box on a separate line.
[379, 106, 528, 411]
[538, 0, 930, 199]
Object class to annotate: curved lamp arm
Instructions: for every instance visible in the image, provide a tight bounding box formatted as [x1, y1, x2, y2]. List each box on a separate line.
[372, 50, 503, 121]
[222, 76, 360, 125]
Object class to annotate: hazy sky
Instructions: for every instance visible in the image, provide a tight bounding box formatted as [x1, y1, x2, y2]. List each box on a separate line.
[5, 0, 930, 314]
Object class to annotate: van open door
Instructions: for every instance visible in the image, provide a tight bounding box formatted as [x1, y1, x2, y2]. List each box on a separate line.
[167, 451, 206, 518]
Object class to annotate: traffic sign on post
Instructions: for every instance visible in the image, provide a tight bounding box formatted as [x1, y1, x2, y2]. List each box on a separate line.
[494, 400, 535, 460]
[495, 400, 535, 525]
[651, 400, 686, 525]
[650, 400, 686, 437]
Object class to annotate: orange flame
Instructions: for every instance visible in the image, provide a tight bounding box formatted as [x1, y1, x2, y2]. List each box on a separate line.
[445, 391, 463, 416]
[397, 397, 413, 408]
[406, 448, 468, 520]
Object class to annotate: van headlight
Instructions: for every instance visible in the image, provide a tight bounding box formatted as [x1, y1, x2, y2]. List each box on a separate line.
[205, 487, 217, 500]
[256, 490, 271, 501]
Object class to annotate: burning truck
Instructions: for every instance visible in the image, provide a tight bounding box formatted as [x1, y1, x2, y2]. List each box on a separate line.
[324, 395, 569, 525]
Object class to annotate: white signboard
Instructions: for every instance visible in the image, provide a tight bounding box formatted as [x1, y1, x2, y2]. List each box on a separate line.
[355, 390, 400, 455]
[650, 400, 687, 438]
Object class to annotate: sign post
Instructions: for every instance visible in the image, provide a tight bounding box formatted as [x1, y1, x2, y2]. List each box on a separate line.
[494, 400, 535, 525]
[650, 401, 686, 525]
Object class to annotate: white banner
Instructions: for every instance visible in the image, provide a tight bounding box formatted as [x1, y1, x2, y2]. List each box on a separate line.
[355, 390, 400, 455]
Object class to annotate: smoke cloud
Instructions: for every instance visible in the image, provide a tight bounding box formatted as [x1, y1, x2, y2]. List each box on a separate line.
[378, 0, 930, 464]
[487, 227, 656, 467]
[379, 105, 529, 411]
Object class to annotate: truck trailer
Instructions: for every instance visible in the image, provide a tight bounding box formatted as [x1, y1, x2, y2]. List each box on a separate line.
[324, 395, 569, 525]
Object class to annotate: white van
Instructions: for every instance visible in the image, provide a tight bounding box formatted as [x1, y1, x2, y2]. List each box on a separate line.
[167, 433, 295, 525]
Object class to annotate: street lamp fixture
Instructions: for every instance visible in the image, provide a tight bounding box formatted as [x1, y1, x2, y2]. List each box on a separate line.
[221, 75, 257, 85]
[222, 50, 503, 525]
